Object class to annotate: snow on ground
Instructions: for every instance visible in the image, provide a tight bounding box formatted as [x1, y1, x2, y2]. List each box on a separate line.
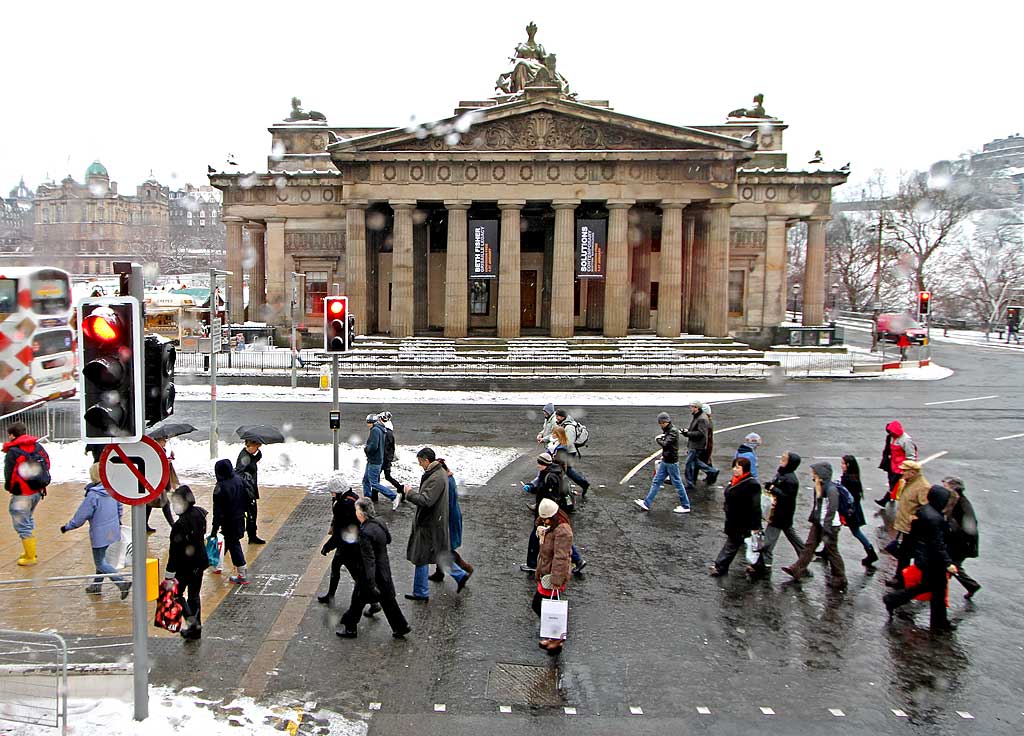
[869, 362, 954, 381]
[49, 439, 520, 490]
[1, 686, 365, 736]
[177, 386, 778, 406]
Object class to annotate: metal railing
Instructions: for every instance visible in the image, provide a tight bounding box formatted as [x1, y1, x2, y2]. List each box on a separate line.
[0, 629, 68, 735]
[0, 401, 79, 442]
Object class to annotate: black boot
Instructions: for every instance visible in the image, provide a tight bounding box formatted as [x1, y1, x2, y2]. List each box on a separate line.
[317, 593, 333, 604]
[428, 568, 445, 582]
[862, 547, 879, 567]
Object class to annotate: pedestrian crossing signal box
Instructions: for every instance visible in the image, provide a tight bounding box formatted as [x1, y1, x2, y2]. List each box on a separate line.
[323, 296, 350, 352]
[329, 411, 341, 429]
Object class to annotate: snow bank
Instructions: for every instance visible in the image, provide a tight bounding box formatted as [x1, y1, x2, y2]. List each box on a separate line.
[2, 686, 365, 736]
[874, 362, 954, 381]
[49, 439, 520, 490]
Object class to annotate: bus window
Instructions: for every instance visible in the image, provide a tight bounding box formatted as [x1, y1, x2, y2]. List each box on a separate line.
[32, 329, 74, 357]
[0, 279, 16, 314]
[30, 271, 72, 316]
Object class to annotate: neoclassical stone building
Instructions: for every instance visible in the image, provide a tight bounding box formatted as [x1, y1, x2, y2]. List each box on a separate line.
[211, 29, 847, 339]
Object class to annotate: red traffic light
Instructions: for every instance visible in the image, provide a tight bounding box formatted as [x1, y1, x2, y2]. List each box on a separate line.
[82, 312, 120, 342]
[918, 291, 931, 301]
[328, 299, 345, 316]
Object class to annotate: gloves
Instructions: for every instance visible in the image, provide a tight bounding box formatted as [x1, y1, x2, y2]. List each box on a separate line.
[540, 574, 553, 590]
[522, 484, 532, 493]
[59, 525, 67, 534]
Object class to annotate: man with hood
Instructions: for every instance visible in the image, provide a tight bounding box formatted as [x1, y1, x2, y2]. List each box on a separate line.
[943, 476, 981, 599]
[733, 433, 762, 480]
[378, 411, 404, 506]
[782, 462, 847, 590]
[748, 451, 805, 580]
[875, 420, 917, 506]
[536, 403, 558, 444]
[883, 485, 959, 632]
[235, 440, 264, 544]
[165, 485, 210, 640]
[211, 459, 249, 585]
[363, 414, 399, 509]
[887, 459, 930, 587]
[634, 411, 691, 514]
[60, 464, 130, 598]
[681, 401, 719, 492]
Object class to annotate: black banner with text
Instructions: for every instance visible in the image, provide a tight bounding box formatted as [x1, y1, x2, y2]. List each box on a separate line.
[576, 219, 607, 279]
[469, 219, 499, 279]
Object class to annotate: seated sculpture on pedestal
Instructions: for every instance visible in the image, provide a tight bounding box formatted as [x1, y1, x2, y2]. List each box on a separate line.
[496, 22, 574, 98]
[286, 97, 327, 122]
[728, 93, 776, 120]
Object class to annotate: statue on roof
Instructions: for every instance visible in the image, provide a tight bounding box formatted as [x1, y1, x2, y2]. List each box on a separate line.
[496, 22, 574, 98]
[286, 97, 327, 122]
[728, 93, 776, 120]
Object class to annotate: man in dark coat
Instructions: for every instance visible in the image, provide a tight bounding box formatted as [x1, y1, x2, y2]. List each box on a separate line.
[634, 411, 691, 514]
[943, 476, 981, 599]
[748, 451, 805, 579]
[681, 400, 719, 493]
[337, 498, 410, 639]
[710, 457, 761, 577]
[317, 480, 366, 607]
[884, 485, 959, 632]
[165, 485, 210, 640]
[405, 447, 468, 600]
[235, 440, 264, 544]
[782, 462, 847, 590]
[211, 459, 249, 585]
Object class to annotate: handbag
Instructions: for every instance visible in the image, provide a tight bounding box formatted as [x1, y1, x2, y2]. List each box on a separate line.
[205, 535, 223, 571]
[107, 525, 132, 570]
[901, 564, 950, 606]
[153, 579, 184, 632]
[745, 532, 763, 565]
[539, 589, 568, 641]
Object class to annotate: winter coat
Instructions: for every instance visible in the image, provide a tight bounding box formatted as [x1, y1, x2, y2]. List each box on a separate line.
[881, 421, 916, 475]
[539, 413, 558, 443]
[64, 482, 122, 548]
[358, 517, 395, 600]
[4, 434, 49, 496]
[536, 520, 573, 590]
[911, 486, 954, 575]
[405, 460, 450, 566]
[382, 427, 397, 468]
[734, 443, 759, 479]
[894, 471, 931, 535]
[525, 464, 569, 509]
[947, 492, 979, 562]
[557, 418, 581, 455]
[723, 473, 761, 538]
[235, 448, 261, 500]
[322, 489, 361, 562]
[447, 475, 463, 551]
[364, 423, 386, 466]
[765, 453, 801, 529]
[840, 472, 867, 528]
[167, 505, 210, 578]
[212, 459, 248, 539]
[808, 462, 841, 533]
[656, 423, 682, 464]
[683, 410, 711, 452]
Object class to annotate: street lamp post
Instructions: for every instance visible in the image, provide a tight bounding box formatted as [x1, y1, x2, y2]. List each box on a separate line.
[209, 267, 232, 460]
[790, 283, 801, 321]
[290, 271, 306, 390]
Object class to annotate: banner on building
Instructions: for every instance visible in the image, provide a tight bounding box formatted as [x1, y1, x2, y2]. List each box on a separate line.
[576, 219, 607, 279]
[469, 219, 499, 279]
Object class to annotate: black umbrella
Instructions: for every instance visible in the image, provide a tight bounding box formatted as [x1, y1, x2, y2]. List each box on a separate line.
[148, 423, 198, 441]
[235, 425, 285, 444]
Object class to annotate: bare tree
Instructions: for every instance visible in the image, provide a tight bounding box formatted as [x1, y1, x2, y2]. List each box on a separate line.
[943, 212, 1024, 326]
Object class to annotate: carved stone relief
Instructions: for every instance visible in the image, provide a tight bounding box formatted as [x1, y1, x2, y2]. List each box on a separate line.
[284, 231, 345, 254]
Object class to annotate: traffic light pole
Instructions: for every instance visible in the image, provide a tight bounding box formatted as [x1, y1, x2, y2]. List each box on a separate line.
[290, 272, 305, 390]
[209, 268, 232, 460]
[332, 354, 340, 471]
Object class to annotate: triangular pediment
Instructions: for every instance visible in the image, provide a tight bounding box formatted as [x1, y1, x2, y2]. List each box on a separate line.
[328, 97, 755, 154]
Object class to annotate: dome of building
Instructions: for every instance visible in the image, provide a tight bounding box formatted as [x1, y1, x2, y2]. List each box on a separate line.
[86, 160, 109, 178]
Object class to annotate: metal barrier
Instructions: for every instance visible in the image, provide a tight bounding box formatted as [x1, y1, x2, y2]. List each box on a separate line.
[0, 401, 80, 443]
[0, 401, 51, 441]
[0, 629, 68, 735]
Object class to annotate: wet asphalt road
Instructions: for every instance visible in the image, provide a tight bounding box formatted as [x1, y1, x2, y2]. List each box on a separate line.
[62, 336, 1024, 734]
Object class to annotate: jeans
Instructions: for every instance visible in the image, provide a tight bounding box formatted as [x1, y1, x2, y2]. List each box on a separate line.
[847, 524, 874, 553]
[756, 525, 805, 568]
[90, 545, 127, 587]
[414, 559, 466, 597]
[564, 463, 589, 490]
[362, 464, 397, 501]
[644, 461, 690, 508]
[9, 493, 41, 538]
[684, 449, 717, 490]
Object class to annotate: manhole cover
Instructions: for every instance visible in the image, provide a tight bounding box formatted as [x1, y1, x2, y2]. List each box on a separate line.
[485, 663, 562, 706]
[233, 574, 300, 597]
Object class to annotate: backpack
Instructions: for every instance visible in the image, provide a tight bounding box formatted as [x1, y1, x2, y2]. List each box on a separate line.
[11, 445, 51, 492]
[572, 421, 590, 449]
[834, 482, 856, 525]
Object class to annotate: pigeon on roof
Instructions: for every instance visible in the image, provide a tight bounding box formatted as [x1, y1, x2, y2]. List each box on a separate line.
[839, 162, 850, 171]
[207, 165, 216, 174]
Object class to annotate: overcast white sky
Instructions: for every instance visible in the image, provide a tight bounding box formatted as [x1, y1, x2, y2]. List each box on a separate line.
[3, 0, 1021, 199]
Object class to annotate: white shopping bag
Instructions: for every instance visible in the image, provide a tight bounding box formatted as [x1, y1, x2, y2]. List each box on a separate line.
[539, 592, 568, 640]
[107, 525, 132, 570]
[745, 532, 763, 565]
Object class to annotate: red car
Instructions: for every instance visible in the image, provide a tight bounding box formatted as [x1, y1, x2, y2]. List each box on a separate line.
[876, 313, 928, 345]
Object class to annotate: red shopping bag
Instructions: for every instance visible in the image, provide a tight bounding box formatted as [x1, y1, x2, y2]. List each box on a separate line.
[153, 579, 184, 632]
[901, 564, 950, 606]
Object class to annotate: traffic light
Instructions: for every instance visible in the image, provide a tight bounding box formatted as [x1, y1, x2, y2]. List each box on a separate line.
[917, 290, 932, 316]
[144, 334, 176, 425]
[324, 296, 350, 352]
[78, 297, 144, 443]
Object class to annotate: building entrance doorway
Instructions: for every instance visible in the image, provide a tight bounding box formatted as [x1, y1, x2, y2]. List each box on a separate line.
[521, 270, 538, 328]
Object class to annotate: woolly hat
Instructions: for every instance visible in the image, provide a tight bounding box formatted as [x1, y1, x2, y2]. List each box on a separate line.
[537, 452, 554, 466]
[537, 498, 559, 518]
[657, 411, 671, 422]
[543, 403, 555, 416]
[744, 432, 762, 446]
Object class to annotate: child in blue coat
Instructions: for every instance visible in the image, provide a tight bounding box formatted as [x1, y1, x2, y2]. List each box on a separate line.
[61, 464, 130, 599]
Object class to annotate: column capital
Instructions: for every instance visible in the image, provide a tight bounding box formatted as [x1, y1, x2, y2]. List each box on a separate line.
[443, 199, 472, 210]
[265, 216, 287, 224]
[659, 199, 690, 209]
[390, 199, 417, 210]
[708, 198, 737, 208]
[498, 200, 526, 210]
[222, 215, 245, 224]
[244, 222, 266, 232]
[551, 199, 581, 210]
[341, 199, 369, 209]
[605, 199, 635, 209]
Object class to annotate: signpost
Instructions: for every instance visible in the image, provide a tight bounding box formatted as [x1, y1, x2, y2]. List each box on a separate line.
[98, 437, 171, 506]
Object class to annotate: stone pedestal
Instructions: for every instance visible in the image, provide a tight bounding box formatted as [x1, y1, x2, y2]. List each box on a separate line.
[704, 201, 733, 337]
[497, 201, 524, 338]
[657, 200, 687, 337]
[802, 217, 828, 325]
[550, 200, 579, 338]
[224, 216, 245, 324]
[603, 200, 634, 337]
[443, 201, 470, 337]
[390, 201, 416, 337]
[344, 202, 368, 334]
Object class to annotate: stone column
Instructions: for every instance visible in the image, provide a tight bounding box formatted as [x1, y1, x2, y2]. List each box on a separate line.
[764, 216, 788, 326]
[343, 201, 368, 333]
[657, 200, 687, 337]
[688, 211, 709, 334]
[264, 217, 286, 323]
[603, 199, 634, 337]
[497, 200, 525, 338]
[550, 199, 579, 338]
[390, 200, 416, 337]
[247, 223, 266, 322]
[704, 201, 734, 337]
[629, 222, 651, 330]
[443, 200, 470, 337]
[803, 216, 828, 326]
[681, 213, 695, 331]
[224, 216, 245, 323]
[413, 213, 429, 332]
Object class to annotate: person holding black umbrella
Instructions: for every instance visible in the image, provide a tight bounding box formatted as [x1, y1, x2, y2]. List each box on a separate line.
[236, 441, 264, 545]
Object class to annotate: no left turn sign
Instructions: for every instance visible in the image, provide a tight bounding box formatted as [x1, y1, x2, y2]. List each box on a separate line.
[99, 436, 171, 506]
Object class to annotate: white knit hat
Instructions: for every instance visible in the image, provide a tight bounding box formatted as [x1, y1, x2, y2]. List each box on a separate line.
[537, 498, 559, 519]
